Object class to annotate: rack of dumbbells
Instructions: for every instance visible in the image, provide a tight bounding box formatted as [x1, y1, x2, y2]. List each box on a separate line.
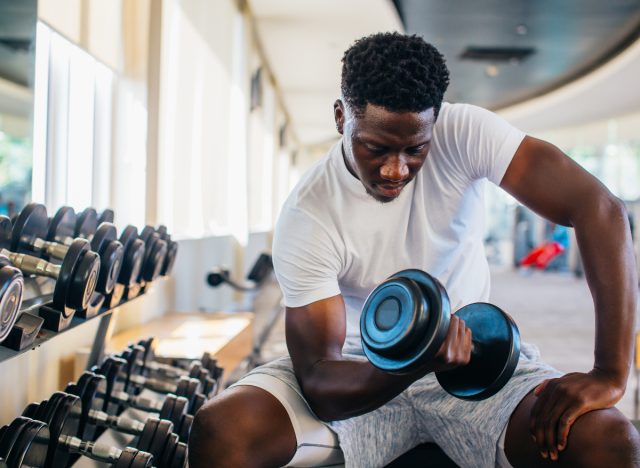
[0, 335, 224, 467]
[0, 202, 218, 467]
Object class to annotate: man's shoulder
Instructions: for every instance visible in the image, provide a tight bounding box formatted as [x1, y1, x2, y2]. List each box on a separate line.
[282, 144, 340, 216]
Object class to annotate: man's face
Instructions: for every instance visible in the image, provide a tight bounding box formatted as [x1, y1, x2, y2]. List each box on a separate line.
[335, 101, 435, 203]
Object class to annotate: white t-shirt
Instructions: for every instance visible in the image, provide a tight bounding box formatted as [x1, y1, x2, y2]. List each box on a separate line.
[272, 102, 526, 347]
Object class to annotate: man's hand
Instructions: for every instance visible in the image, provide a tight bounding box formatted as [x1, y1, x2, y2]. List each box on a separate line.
[424, 315, 472, 374]
[529, 369, 626, 461]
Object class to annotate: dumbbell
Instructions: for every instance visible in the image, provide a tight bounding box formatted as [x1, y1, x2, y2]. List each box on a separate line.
[13, 204, 123, 296]
[115, 348, 210, 411]
[99, 356, 207, 415]
[0, 256, 24, 344]
[12, 395, 155, 467]
[0, 216, 99, 313]
[119, 225, 167, 287]
[137, 227, 168, 284]
[67, 371, 192, 443]
[136, 337, 224, 395]
[360, 269, 520, 400]
[98, 208, 115, 225]
[119, 344, 218, 397]
[60, 380, 187, 468]
[146, 226, 178, 276]
[137, 337, 224, 383]
[22, 396, 184, 468]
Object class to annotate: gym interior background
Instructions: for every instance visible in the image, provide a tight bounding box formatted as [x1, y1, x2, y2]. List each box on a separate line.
[1, 0, 640, 463]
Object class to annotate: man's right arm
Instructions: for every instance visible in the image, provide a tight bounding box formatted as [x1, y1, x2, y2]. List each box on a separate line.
[287, 294, 471, 422]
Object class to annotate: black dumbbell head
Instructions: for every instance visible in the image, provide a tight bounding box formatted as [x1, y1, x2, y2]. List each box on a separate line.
[3, 418, 49, 468]
[75, 208, 98, 238]
[46, 206, 76, 243]
[0, 215, 12, 251]
[10, 203, 48, 254]
[52, 238, 91, 312]
[0, 265, 23, 343]
[435, 302, 520, 401]
[98, 209, 115, 225]
[360, 269, 450, 374]
[67, 249, 100, 311]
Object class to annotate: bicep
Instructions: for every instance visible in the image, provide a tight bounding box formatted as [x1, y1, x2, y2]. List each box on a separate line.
[286, 295, 346, 382]
[500, 135, 615, 226]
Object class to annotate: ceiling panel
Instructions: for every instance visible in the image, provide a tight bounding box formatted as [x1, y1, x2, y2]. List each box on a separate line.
[394, 0, 640, 109]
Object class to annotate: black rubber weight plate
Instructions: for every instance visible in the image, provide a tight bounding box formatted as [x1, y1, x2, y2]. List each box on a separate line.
[75, 208, 98, 238]
[119, 226, 139, 250]
[159, 396, 177, 422]
[0, 418, 31, 460]
[91, 223, 117, 253]
[52, 239, 89, 310]
[436, 302, 521, 401]
[0, 268, 23, 343]
[0, 216, 12, 250]
[46, 206, 76, 243]
[98, 209, 115, 225]
[67, 250, 100, 311]
[10, 203, 48, 253]
[8, 419, 49, 468]
[137, 418, 159, 455]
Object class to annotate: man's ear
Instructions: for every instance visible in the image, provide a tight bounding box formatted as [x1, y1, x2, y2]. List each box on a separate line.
[334, 99, 345, 134]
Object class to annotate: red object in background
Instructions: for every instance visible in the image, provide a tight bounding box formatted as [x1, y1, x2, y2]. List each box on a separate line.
[520, 241, 565, 269]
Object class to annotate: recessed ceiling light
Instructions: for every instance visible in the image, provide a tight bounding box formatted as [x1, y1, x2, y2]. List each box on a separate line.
[516, 24, 528, 36]
[485, 65, 499, 77]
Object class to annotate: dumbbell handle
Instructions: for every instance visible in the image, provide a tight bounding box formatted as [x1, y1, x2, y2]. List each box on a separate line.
[59, 434, 123, 463]
[99, 390, 162, 412]
[0, 249, 60, 278]
[129, 374, 175, 393]
[32, 238, 71, 261]
[88, 409, 145, 435]
[144, 360, 185, 378]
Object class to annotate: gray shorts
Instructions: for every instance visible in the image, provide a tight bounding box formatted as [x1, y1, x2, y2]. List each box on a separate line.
[231, 342, 562, 468]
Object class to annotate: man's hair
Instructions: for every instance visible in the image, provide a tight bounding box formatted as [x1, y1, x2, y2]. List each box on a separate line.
[341, 32, 450, 116]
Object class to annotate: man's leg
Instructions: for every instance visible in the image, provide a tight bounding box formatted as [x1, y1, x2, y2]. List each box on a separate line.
[505, 391, 640, 467]
[189, 385, 297, 468]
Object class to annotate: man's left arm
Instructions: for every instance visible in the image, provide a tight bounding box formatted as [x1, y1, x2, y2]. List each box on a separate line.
[500, 135, 637, 457]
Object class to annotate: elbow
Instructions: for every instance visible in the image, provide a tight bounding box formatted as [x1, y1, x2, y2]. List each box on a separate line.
[298, 377, 344, 422]
[575, 191, 628, 229]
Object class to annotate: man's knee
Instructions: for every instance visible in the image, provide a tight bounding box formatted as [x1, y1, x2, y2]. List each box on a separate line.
[565, 409, 640, 467]
[188, 386, 297, 468]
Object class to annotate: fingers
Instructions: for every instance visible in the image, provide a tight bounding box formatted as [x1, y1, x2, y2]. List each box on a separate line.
[529, 378, 558, 459]
[556, 403, 584, 452]
[534, 379, 549, 396]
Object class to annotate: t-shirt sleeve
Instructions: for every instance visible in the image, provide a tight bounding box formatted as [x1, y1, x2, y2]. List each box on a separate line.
[272, 206, 342, 308]
[442, 104, 526, 185]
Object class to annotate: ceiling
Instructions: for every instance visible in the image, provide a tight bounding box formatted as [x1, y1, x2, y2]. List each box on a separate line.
[250, 0, 402, 146]
[0, 0, 37, 87]
[251, 0, 640, 147]
[394, 0, 640, 110]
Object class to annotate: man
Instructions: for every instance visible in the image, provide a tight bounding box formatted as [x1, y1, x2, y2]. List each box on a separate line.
[190, 33, 639, 467]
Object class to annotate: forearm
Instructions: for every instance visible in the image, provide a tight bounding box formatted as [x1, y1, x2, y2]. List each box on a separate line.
[299, 357, 423, 422]
[573, 195, 637, 386]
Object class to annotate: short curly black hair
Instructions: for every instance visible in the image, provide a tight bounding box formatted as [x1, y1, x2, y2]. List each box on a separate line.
[341, 32, 450, 117]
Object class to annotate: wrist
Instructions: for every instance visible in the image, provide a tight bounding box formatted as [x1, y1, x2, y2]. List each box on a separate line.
[589, 366, 628, 391]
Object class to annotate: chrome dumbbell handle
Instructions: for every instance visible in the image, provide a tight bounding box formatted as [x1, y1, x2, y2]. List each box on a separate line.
[32, 238, 71, 260]
[0, 249, 61, 279]
[87, 409, 145, 435]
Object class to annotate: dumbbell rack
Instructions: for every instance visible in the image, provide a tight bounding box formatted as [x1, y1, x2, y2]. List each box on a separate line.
[0, 274, 147, 366]
[73, 388, 170, 468]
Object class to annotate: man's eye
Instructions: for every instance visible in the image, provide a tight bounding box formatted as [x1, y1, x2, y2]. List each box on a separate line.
[407, 145, 426, 155]
[366, 145, 385, 153]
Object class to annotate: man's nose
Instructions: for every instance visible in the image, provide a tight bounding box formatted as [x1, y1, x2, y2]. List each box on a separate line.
[380, 155, 409, 181]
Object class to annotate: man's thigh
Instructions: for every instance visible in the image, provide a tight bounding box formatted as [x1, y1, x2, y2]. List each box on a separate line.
[408, 343, 562, 468]
[234, 356, 422, 467]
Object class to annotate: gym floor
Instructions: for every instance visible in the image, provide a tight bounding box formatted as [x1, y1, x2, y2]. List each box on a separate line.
[256, 267, 639, 419]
